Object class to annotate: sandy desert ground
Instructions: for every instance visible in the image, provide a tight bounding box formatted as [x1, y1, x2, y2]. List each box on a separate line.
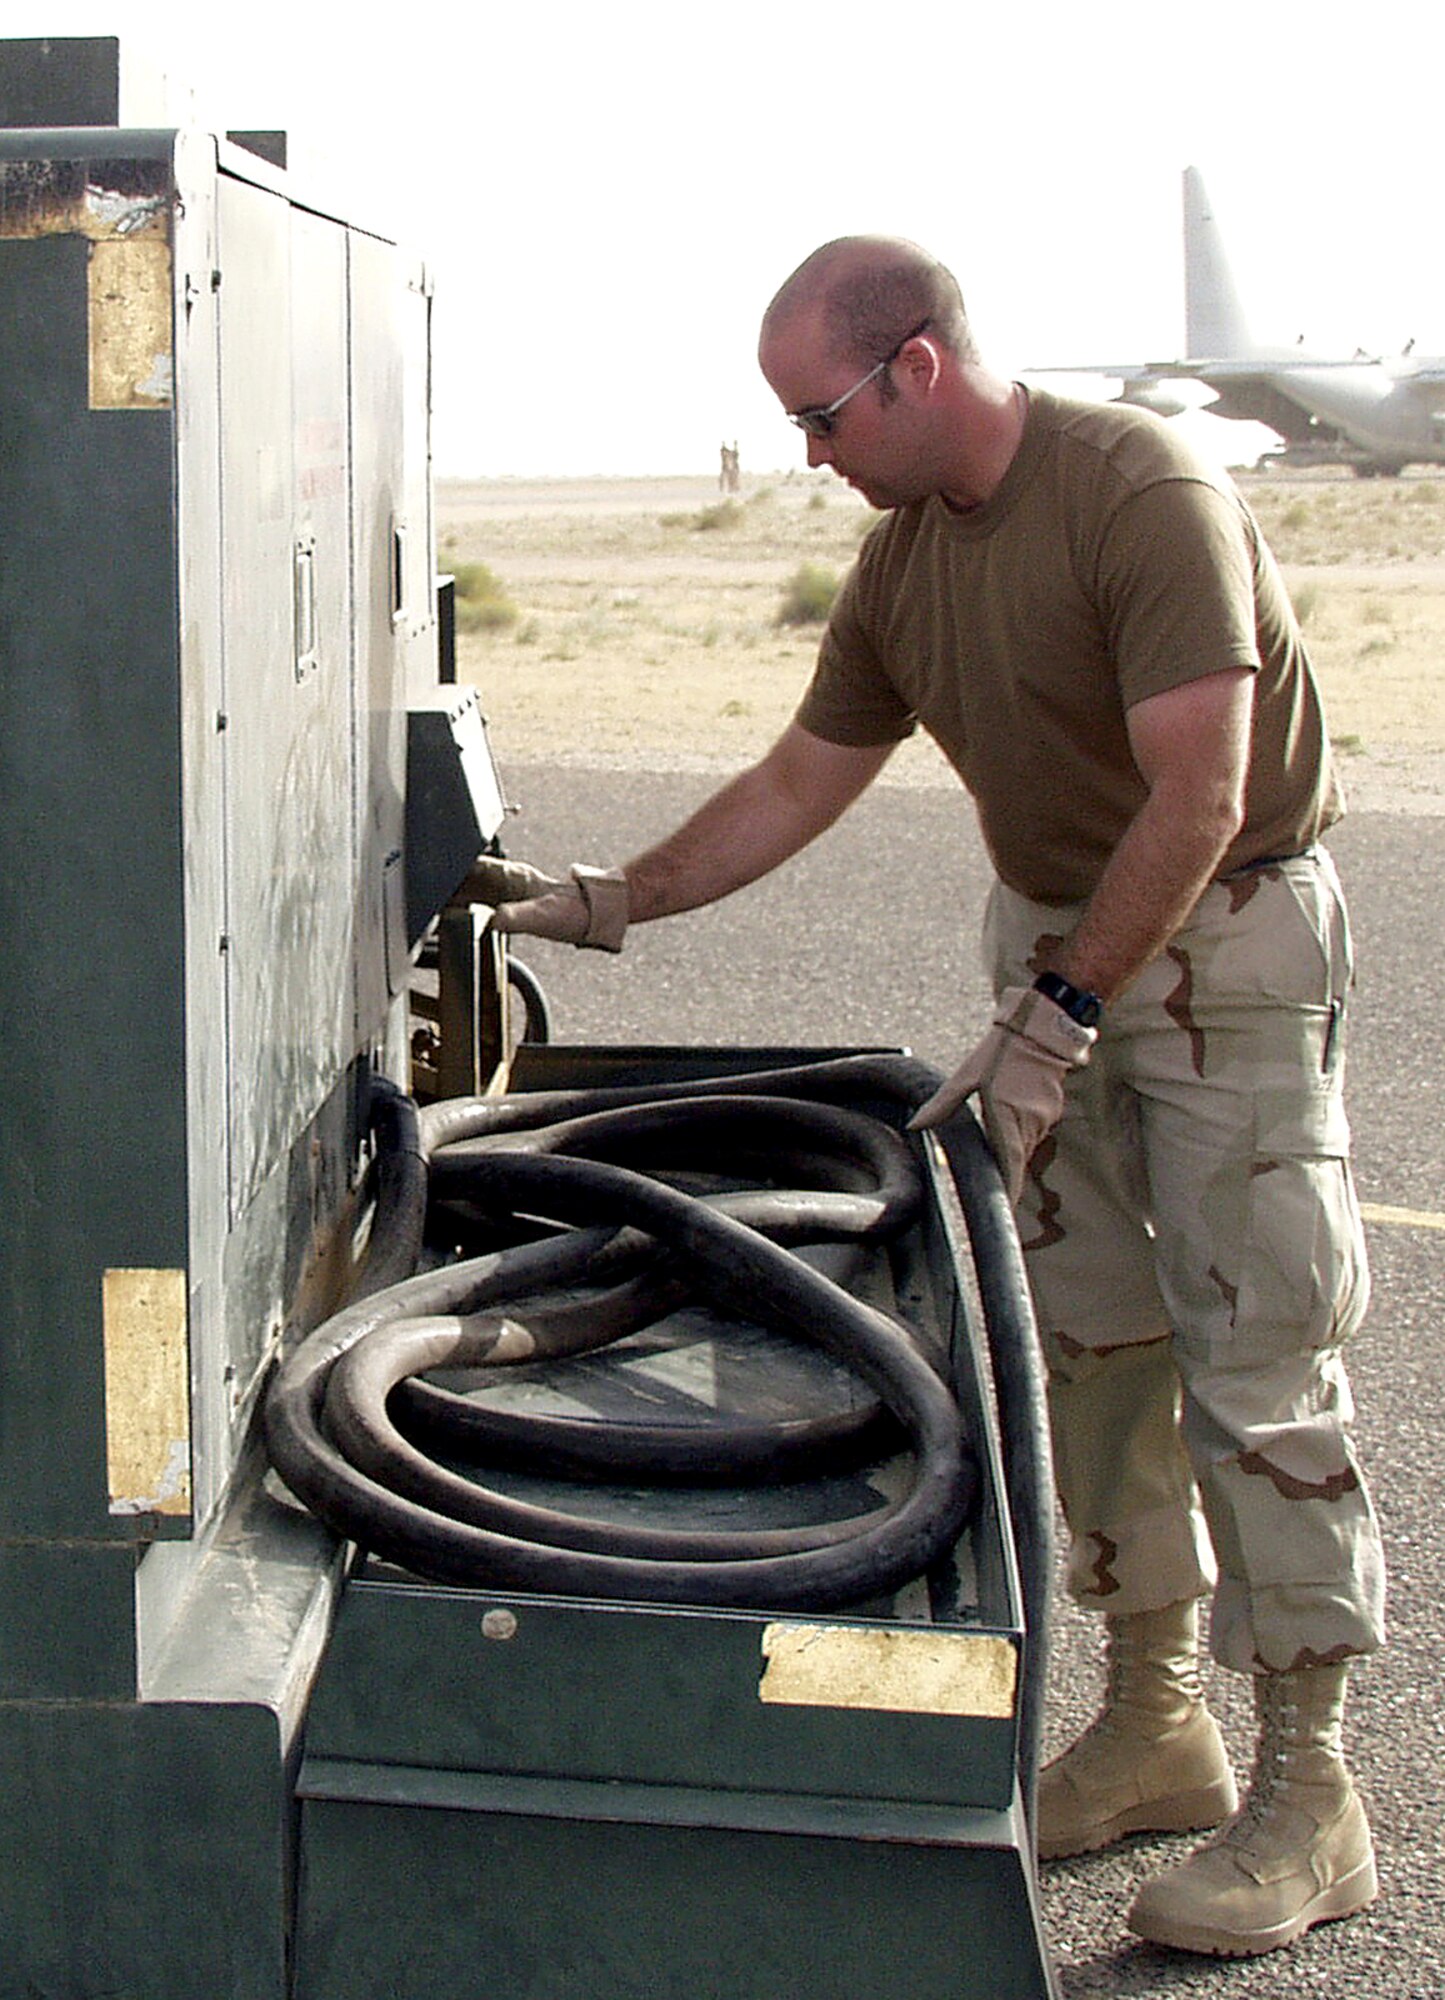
[439, 466, 1445, 815]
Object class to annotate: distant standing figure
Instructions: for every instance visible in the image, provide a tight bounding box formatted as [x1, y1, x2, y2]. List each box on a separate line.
[719, 440, 740, 493]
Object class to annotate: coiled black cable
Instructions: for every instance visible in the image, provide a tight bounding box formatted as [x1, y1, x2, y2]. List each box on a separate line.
[265, 1052, 1053, 1816]
[506, 954, 552, 1044]
[268, 1080, 974, 1606]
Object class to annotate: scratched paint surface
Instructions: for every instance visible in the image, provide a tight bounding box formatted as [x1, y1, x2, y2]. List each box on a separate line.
[0, 158, 175, 409]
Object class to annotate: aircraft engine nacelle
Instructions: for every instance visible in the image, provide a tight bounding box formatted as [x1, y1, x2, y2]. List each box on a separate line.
[1116, 380, 1194, 418]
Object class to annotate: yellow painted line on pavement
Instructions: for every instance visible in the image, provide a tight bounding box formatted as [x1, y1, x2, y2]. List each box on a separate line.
[1359, 1201, 1445, 1232]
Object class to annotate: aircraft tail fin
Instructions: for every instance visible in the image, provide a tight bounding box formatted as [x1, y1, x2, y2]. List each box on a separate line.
[1183, 166, 1253, 358]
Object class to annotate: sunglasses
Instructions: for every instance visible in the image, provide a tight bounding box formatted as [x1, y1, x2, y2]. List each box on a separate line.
[788, 319, 932, 438]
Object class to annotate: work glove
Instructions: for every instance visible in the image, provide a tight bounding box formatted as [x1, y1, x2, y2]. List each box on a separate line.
[908, 986, 1097, 1203]
[461, 856, 629, 952]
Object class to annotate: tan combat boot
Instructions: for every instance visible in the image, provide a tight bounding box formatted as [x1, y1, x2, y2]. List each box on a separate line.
[1038, 1599, 1237, 1860]
[1127, 1662, 1377, 1955]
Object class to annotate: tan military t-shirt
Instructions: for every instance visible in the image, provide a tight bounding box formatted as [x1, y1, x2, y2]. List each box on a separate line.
[796, 389, 1341, 903]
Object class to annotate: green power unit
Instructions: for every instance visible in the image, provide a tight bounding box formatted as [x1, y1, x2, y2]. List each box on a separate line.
[286, 1045, 1057, 2000]
[0, 37, 1055, 2000]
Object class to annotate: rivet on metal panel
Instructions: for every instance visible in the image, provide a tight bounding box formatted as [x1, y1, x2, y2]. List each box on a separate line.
[481, 1608, 519, 1642]
[758, 1622, 1017, 1718]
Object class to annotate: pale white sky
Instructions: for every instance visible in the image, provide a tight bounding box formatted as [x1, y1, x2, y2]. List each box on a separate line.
[14, 3, 1445, 476]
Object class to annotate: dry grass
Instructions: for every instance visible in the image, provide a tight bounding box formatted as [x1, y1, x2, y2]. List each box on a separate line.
[440, 467, 1445, 806]
[440, 473, 932, 773]
[1248, 472, 1445, 567]
[1244, 472, 1445, 769]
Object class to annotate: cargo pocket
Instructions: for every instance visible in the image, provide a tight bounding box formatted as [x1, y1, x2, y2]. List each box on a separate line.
[1233, 1082, 1370, 1361]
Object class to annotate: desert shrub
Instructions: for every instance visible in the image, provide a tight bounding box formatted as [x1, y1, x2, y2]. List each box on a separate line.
[777, 562, 839, 626]
[451, 560, 518, 632]
[660, 500, 745, 533]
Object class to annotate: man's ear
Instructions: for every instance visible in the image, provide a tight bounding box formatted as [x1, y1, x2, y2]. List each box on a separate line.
[896, 333, 942, 397]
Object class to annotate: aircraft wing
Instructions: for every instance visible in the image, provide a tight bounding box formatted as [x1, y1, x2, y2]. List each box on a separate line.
[1023, 360, 1198, 382]
[1388, 359, 1445, 407]
[1024, 356, 1384, 443]
[1189, 356, 1445, 431]
[1024, 358, 1335, 437]
[1185, 369, 1324, 443]
[1027, 356, 1377, 381]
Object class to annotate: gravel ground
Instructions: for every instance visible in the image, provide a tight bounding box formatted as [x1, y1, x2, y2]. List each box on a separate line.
[490, 761, 1445, 2000]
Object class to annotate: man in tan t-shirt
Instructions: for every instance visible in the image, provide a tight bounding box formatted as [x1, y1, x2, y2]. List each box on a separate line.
[474, 235, 1384, 1959]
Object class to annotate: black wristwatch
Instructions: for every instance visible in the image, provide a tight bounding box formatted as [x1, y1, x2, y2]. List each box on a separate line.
[1033, 971, 1104, 1028]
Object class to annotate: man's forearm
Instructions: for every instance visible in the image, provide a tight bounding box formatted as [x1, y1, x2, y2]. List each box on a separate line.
[1053, 667, 1253, 1003]
[625, 774, 794, 920]
[1056, 778, 1244, 1002]
[474, 725, 891, 952]
[623, 725, 893, 923]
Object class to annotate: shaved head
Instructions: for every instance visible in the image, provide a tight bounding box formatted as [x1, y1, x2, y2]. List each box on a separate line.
[761, 236, 977, 369]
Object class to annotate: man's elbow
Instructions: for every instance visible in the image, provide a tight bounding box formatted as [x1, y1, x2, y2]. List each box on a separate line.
[1201, 774, 1249, 861]
[1217, 778, 1249, 845]
[762, 724, 890, 834]
[1150, 765, 1248, 862]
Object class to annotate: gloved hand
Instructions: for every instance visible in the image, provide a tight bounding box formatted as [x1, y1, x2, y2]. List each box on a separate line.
[908, 985, 1097, 1202]
[461, 856, 629, 952]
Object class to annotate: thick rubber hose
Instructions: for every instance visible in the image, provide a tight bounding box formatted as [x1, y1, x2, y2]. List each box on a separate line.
[352, 1078, 427, 1302]
[929, 1114, 1055, 1827]
[267, 1148, 977, 1606]
[394, 1227, 898, 1484]
[320, 1161, 951, 1566]
[266, 1054, 1053, 1819]
[426, 1053, 1056, 1825]
[399, 1390, 898, 1486]
[506, 954, 552, 1043]
[412, 1093, 920, 1482]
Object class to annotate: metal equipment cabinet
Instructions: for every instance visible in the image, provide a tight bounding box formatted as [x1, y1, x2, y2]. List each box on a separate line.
[0, 44, 439, 1997]
[0, 38, 1055, 2000]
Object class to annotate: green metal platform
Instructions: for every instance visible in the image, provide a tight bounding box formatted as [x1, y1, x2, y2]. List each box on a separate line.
[290, 1044, 1057, 2000]
[0, 40, 1056, 1997]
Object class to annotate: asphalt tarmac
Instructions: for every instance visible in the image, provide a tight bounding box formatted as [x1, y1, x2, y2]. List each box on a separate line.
[494, 763, 1444, 2000]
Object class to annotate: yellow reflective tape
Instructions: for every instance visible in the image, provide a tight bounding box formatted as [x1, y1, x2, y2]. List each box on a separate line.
[88, 236, 173, 409]
[102, 1268, 191, 1516]
[759, 1622, 1016, 1718]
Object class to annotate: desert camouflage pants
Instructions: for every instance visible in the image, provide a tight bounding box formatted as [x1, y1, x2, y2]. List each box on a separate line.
[986, 847, 1386, 1674]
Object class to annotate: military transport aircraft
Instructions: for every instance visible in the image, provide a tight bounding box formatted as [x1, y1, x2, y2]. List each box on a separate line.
[1030, 166, 1445, 477]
